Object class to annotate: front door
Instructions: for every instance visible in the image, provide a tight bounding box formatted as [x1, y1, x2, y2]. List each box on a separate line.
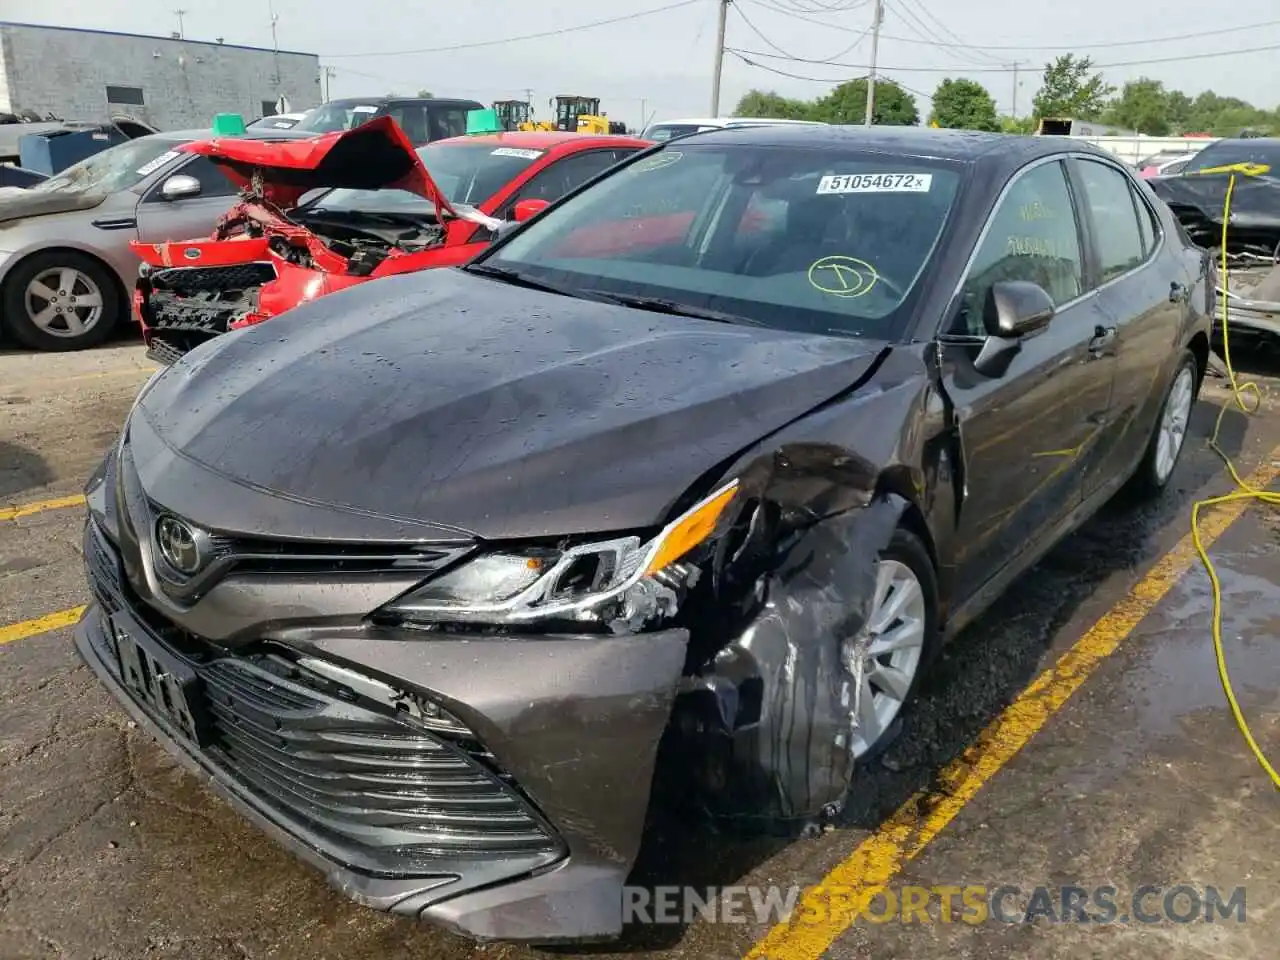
[134, 154, 242, 245]
[938, 157, 1118, 603]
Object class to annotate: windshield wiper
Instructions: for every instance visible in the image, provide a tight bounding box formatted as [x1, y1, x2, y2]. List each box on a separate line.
[583, 292, 764, 326]
[463, 263, 616, 302]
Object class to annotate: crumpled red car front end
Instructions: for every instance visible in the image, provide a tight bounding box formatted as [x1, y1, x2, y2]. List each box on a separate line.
[132, 116, 494, 364]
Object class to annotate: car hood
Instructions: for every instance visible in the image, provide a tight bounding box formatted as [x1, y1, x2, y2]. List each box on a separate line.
[135, 269, 885, 539]
[180, 115, 456, 218]
[1150, 170, 1280, 250]
[0, 187, 107, 226]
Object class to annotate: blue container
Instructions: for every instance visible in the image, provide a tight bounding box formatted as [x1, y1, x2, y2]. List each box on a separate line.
[18, 125, 129, 175]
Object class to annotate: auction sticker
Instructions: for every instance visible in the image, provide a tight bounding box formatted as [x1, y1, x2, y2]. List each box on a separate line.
[353, 104, 379, 113]
[492, 147, 543, 159]
[136, 151, 179, 176]
[817, 172, 932, 194]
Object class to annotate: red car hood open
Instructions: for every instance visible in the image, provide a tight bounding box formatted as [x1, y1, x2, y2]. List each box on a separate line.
[178, 115, 456, 217]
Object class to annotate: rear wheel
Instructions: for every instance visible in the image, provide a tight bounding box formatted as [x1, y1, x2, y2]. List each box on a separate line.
[1, 251, 121, 351]
[1130, 350, 1198, 497]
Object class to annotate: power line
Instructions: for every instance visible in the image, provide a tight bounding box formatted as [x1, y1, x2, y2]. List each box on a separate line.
[878, 16, 1280, 52]
[733, 0, 872, 62]
[726, 39, 1280, 72]
[892, 0, 1004, 68]
[322, 0, 703, 58]
[745, 0, 870, 34]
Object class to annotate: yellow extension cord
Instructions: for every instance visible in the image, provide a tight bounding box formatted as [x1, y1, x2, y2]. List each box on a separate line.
[1191, 168, 1280, 787]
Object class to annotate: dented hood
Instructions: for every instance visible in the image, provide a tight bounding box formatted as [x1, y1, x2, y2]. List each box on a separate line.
[133, 268, 885, 540]
[180, 115, 456, 217]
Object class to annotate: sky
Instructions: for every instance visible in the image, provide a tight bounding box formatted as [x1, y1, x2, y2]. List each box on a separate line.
[2, 0, 1277, 129]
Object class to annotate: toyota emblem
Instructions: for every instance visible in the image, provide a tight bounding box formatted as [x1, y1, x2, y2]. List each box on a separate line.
[155, 515, 203, 576]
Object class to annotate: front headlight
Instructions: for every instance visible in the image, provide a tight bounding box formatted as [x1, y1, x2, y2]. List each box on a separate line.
[382, 480, 740, 633]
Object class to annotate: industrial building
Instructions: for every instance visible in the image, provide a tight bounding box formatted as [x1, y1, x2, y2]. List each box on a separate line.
[0, 21, 321, 130]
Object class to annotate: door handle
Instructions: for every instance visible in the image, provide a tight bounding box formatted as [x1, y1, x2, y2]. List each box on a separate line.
[1169, 280, 1189, 303]
[1088, 324, 1117, 357]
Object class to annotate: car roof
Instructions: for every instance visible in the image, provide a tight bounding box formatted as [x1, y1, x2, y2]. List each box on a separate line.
[676, 124, 1113, 166]
[431, 131, 650, 151]
[648, 117, 826, 127]
[150, 127, 315, 143]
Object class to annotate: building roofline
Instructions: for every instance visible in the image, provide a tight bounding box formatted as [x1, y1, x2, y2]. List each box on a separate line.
[0, 20, 318, 58]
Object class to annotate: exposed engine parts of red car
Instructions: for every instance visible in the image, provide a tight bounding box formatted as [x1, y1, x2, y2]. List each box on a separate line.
[131, 117, 650, 364]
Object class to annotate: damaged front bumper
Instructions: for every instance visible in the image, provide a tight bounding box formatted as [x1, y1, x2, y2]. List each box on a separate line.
[76, 519, 688, 942]
[1219, 260, 1280, 341]
[137, 260, 277, 364]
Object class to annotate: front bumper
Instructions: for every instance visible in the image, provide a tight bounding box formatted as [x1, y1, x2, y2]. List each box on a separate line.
[76, 519, 688, 942]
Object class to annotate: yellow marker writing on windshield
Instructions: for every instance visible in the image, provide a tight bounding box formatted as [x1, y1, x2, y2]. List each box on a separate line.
[808, 255, 879, 298]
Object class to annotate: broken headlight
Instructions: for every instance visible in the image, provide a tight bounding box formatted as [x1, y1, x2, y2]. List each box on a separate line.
[383, 480, 739, 632]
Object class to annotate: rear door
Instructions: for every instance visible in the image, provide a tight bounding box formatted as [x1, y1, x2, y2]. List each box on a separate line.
[134, 154, 242, 243]
[1067, 155, 1185, 494]
[938, 157, 1118, 602]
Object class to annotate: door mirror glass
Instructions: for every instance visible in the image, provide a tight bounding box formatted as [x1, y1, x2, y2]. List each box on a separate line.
[513, 198, 550, 222]
[984, 280, 1055, 338]
[160, 174, 201, 201]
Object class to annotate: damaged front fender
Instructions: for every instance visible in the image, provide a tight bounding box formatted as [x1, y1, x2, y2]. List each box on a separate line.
[677, 497, 908, 826]
[669, 345, 950, 826]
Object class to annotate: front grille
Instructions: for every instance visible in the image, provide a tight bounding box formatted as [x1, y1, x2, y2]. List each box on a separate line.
[83, 520, 560, 876]
[145, 337, 187, 366]
[199, 656, 561, 869]
[150, 262, 277, 293]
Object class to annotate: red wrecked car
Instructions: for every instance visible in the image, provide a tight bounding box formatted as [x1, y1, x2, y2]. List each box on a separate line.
[132, 116, 650, 363]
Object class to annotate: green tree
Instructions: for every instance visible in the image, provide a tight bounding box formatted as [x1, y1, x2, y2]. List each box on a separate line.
[1103, 78, 1170, 135]
[1165, 90, 1193, 131]
[1031, 54, 1114, 120]
[810, 78, 918, 126]
[732, 89, 813, 120]
[417, 89, 434, 98]
[930, 78, 999, 131]
[999, 115, 1036, 134]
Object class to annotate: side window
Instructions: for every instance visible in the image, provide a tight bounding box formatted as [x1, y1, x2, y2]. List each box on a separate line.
[387, 103, 429, 144]
[427, 107, 470, 142]
[1076, 159, 1146, 283]
[144, 155, 239, 201]
[515, 151, 625, 207]
[176, 156, 240, 198]
[955, 160, 1084, 336]
[1132, 184, 1160, 258]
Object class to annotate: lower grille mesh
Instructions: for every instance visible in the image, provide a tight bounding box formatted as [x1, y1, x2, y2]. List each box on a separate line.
[83, 522, 562, 876]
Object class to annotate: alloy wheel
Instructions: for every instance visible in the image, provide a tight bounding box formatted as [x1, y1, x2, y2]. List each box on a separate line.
[1154, 364, 1194, 484]
[24, 267, 105, 339]
[842, 558, 928, 757]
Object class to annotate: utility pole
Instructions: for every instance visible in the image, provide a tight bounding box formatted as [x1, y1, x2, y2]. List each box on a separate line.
[641, 97, 648, 129]
[267, 0, 282, 90]
[524, 87, 534, 105]
[710, 0, 729, 117]
[173, 8, 187, 39]
[863, 0, 884, 126]
[1009, 59, 1029, 119]
[322, 65, 336, 102]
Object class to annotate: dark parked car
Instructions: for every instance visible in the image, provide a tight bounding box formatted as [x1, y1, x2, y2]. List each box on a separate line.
[289, 96, 485, 145]
[77, 127, 1211, 943]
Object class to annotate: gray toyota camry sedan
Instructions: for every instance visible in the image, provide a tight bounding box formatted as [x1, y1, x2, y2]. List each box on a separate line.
[76, 126, 1212, 943]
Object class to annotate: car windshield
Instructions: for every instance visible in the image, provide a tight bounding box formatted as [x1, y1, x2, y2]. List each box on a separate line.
[31, 137, 186, 194]
[293, 100, 384, 134]
[479, 142, 962, 339]
[1181, 139, 1280, 174]
[311, 140, 543, 212]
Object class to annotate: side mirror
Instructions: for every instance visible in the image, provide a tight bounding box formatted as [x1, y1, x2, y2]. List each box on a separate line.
[972, 281, 1055, 378]
[984, 280, 1055, 338]
[160, 174, 201, 201]
[513, 198, 550, 222]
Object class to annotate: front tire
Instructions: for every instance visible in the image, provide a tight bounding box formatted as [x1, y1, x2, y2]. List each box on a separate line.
[844, 527, 939, 764]
[1, 251, 121, 351]
[1130, 349, 1198, 497]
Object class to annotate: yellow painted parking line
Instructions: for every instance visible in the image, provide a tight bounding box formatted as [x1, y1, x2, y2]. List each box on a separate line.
[0, 494, 87, 522]
[746, 447, 1280, 960]
[0, 606, 86, 646]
